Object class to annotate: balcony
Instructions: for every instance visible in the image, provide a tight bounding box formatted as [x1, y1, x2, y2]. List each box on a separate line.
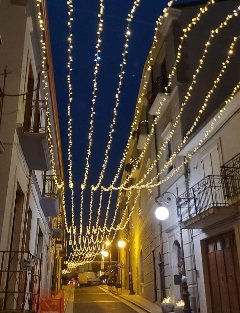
[177, 175, 239, 229]
[125, 158, 140, 179]
[221, 152, 240, 205]
[0, 250, 41, 311]
[40, 173, 59, 217]
[137, 121, 148, 150]
[17, 101, 50, 171]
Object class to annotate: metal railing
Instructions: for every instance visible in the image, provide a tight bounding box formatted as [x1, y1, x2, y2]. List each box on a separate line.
[42, 173, 58, 198]
[221, 152, 240, 198]
[23, 100, 46, 133]
[177, 175, 228, 222]
[0, 251, 41, 312]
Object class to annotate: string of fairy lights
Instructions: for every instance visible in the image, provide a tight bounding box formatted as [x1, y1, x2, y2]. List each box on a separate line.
[89, 0, 217, 242]
[83, 0, 177, 246]
[36, 0, 69, 233]
[68, 3, 240, 264]
[108, 0, 216, 191]
[65, 0, 76, 242]
[66, 77, 240, 268]
[84, 0, 142, 241]
[78, 0, 105, 247]
[36, 0, 240, 267]
[79, 29, 238, 264]
[78, 1, 177, 250]
[100, 5, 240, 192]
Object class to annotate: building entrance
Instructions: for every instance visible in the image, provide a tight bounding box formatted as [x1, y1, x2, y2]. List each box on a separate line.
[206, 231, 240, 313]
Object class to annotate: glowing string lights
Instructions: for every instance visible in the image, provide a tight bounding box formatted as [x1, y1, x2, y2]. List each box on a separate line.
[36, 0, 68, 232]
[115, 0, 217, 189]
[92, 0, 142, 192]
[65, 3, 240, 265]
[65, 0, 77, 245]
[78, 0, 105, 243]
[100, 6, 240, 192]
[88, 1, 176, 244]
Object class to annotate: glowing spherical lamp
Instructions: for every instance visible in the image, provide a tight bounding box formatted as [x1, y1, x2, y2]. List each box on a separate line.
[155, 206, 169, 221]
[100, 249, 109, 257]
[117, 240, 126, 248]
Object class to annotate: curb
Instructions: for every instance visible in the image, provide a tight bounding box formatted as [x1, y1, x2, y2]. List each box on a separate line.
[99, 286, 152, 313]
[118, 294, 152, 313]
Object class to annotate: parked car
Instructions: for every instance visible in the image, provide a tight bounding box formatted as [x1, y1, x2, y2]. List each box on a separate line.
[78, 272, 100, 286]
[67, 278, 77, 286]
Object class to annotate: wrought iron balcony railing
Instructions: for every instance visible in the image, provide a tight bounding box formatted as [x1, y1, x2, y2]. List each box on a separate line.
[0, 250, 41, 312]
[177, 175, 228, 222]
[23, 100, 46, 134]
[42, 173, 58, 198]
[221, 152, 240, 198]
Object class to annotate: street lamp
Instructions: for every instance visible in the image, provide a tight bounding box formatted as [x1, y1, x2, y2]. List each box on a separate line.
[104, 240, 112, 268]
[100, 249, 109, 275]
[100, 249, 109, 258]
[117, 240, 126, 287]
[117, 240, 126, 248]
[155, 192, 192, 313]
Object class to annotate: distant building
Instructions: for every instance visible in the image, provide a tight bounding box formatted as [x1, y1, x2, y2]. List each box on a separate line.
[0, 0, 65, 311]
[118, 1, 240, 312]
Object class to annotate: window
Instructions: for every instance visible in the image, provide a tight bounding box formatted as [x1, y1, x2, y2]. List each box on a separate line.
[23, 64, 34, 132]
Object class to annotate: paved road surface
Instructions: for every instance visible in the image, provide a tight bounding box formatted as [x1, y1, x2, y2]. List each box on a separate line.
[73, 286, 141, 313]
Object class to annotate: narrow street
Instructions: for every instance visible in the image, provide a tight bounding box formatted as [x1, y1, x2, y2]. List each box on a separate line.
[72, 286, 143, 313]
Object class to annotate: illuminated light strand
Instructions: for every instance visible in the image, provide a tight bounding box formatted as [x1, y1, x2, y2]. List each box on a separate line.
[65, 0, 77, 235]
[84, 190, 113, 245]
[116, 0, 217, 189]
[90, 2, 237, 247]
[78, 0, 105, 243]
[84, 0, 143, 245]
[36, 0, 68, 233]
[136, 79, 240, 191]
[96, 43, 239, 241]
[87, 2, 175, 243]
[94, 11, 240, 243]
[79, 3, 238, 250]
[86, 187, 94, 234]
[103, 81, 240, 237]
[80, 0, 148, 250]
[83, 1, 178, 255]
[68, 3, 237, 258]
[106, 1, 174, 192]
[84, 0, 144, 244]
[81, 0, 104, 188]
[96, 6, 239, 243]
[100, 8, 240, 193]
[135, 36, 240, 190]
[92, 0, 142, 192]
[132, 20, 240, 190]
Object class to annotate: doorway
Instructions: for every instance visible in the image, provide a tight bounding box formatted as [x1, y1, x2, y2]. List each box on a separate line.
[205, 231, 240, 313]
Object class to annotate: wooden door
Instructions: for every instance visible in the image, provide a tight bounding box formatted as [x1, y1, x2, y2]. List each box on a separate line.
[206, 232, 240, 313]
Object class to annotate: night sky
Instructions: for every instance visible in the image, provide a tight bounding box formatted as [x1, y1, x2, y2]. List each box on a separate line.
[47, 1, 169, 229]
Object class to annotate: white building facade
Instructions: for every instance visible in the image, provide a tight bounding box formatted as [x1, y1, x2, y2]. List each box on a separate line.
[119, 1, 240, 313]
[0, 0, 65, 311]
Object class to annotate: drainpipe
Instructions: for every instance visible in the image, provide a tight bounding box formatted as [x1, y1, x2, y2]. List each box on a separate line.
[153, 122, 166, 301]
[184, 161, 200, 313]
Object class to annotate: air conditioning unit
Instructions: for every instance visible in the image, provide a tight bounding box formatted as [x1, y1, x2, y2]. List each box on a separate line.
[11, 0, 28, 5]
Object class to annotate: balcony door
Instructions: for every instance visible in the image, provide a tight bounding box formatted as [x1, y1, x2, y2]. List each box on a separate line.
[206, 232, 240, 313]
[200, 145, 221, 179]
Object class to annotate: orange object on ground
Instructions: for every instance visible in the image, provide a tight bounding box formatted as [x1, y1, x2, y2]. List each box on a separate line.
[39, 290, 64, 313]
